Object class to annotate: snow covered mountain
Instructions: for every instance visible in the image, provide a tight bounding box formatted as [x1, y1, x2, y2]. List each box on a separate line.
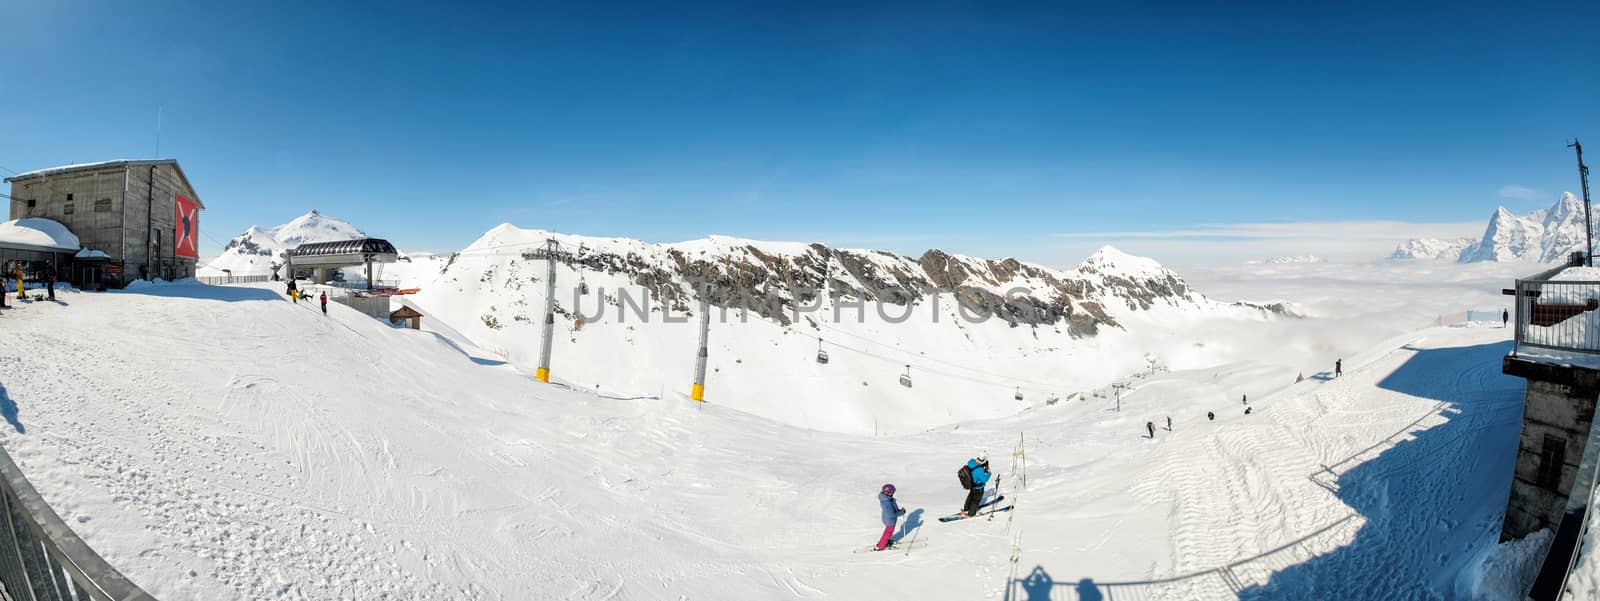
[199, 210, 366, 276]
[1391, 192, 1591, 263]
[389, 225, 1291, 433]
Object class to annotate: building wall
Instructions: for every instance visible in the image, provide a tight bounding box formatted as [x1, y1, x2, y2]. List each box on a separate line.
[8, 169, 127, 266]
[1501, 361, 1600, 541]
[121, 164, 198, 283]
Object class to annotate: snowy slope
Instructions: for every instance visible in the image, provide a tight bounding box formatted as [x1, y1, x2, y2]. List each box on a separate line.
[0, 281, 1531, 600]
[1394, 193, 1591, 263]
[198, 211, 366, 277]
[386, 227, 1289, 434]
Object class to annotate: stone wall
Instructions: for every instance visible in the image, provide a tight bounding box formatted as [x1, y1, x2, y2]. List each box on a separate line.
[1501, 356, 1600, 540]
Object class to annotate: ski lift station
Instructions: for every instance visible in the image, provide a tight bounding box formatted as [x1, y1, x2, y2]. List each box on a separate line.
[285, 238, 399, 288]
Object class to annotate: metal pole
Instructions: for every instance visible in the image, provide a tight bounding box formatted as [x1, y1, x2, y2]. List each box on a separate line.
[536, 239, 557, 383]
[1572, 139, 1593, 267]
[692, 285, 711, 402]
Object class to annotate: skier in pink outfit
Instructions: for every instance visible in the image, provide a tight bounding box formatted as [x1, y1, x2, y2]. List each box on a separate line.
[876, 483, 905, 550]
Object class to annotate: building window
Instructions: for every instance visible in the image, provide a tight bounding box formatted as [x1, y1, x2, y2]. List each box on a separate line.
[66, 193, 73, 201]
[63, 203, 74, 215]
[94, 199, 112, 212]
[1539, 434, 1567, 491]
[25, 200, 35, 208]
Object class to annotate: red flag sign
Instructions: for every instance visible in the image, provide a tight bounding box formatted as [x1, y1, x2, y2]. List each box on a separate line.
[175, 194, 199, 258]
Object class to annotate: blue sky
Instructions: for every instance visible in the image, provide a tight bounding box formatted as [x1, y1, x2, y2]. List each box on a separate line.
[1, 1, 1596, 266]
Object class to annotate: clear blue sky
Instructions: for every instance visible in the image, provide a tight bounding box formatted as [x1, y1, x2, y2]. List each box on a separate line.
[2, 1, 1596, 265]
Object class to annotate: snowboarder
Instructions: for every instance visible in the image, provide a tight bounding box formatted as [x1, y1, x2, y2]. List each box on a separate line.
[1207, 411, 1215, 421]
[1335, 359, 1342, 378]
[1503, 308, 1510, 328]
[1146, 421, 1155, 438]
[319, 292, 328, 315]
[876, 484, 905, 551]
[958, 452, 991, 517]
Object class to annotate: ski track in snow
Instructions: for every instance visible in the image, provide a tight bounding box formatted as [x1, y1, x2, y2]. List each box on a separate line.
[0, 283, 1527, 600]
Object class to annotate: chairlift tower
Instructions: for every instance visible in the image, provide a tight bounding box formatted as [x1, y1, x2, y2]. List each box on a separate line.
[1112, 383, 1129, 412]
[1572, 139, 1594, 267]
[526, 238, 575, 383]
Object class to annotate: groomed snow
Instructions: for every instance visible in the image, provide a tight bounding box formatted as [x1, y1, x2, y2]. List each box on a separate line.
[0, 218, 79, 251]
[0, 277, 1531, 599]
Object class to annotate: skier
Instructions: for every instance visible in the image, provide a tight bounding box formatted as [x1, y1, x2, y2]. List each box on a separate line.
[1503, 308, 1510, 328]
[1335, 359, 1343, 378]
[876, 484, 906, 551]
[1207, 411, 1215, 421]
[319, 292, 328, 315]
[286, 280, 297, 302]
[1146, 421, 1155, 439]
[958, 452, 992, 518]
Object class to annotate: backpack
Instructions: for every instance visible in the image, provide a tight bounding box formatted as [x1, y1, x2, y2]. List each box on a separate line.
[958, 464, 974, 490]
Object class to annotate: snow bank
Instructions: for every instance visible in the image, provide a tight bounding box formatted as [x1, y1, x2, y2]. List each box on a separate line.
[1456, 529, 1550, 600]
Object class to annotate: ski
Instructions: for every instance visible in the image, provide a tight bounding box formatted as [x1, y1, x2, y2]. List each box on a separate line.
[853, 539, 928, 554]
[938, 505, 1013, 523]
[935, 495, 1006, 523]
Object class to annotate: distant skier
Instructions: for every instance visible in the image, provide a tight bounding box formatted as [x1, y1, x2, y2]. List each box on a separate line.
[876, 484, 905, 551]
[1146, 421, 1155, 439]
[1207, 411, 1215, 421]
[1335, 359, 1343, 378]
[1166, 416, 1172, 431]
[1242, 393, 1248, 405]
[1245, 407, 1253, 415]
[958, 452, 991, 517]
[319, 292, 328, 315]
[1503, 308, 1510, 328]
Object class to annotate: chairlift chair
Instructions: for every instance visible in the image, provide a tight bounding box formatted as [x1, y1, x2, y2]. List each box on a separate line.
[577, 244, 590, 295]
[1014, 387, 1024, 401]
[899, 365, 913, 388]
[816, 339, 829, 364]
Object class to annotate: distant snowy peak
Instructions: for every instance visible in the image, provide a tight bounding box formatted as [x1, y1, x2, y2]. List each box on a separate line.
[1073, 245, 1207, 312]
[266, 210, 366, 249]
[200, 211, 366, 276]
[1389, 237, 1475, 261]
[1249, 255, 1325, 265]
[1389, 192, 1589, 264]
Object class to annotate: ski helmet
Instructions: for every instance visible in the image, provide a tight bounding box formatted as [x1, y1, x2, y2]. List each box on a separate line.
[881, 483, 896, 496]
[977, 450, 989, 463]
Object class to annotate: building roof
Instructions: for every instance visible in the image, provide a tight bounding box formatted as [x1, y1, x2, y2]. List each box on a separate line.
[288, 238, 399, 258]
[0, 218, 80, 252]
[4, 159, 205, 209]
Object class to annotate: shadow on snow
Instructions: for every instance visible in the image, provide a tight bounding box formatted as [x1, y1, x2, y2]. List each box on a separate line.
[113, 283, 283, 303]
[1002, 341, 1525, 600]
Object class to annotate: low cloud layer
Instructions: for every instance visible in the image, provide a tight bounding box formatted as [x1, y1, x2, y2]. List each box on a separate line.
[1048, 220, 1484, 267]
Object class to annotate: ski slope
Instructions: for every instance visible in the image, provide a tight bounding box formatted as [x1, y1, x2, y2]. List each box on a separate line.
[0, 282, 1533, 599]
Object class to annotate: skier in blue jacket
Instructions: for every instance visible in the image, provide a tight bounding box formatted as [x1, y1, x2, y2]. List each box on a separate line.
[876, 484, 906, 550]
[961, 451, 992, 517]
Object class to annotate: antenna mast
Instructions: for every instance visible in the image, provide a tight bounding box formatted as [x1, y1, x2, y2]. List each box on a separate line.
[1572, 139, 1593, 267]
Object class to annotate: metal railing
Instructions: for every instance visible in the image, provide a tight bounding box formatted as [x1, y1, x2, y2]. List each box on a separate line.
[1514, 278, 1600, 356]
[195, 275, 272, 286]
[0, 443, 151, 600]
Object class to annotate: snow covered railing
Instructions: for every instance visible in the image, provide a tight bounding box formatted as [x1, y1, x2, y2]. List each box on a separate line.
[0, 444, 151, 600]
[1513, 278, 1600, 356]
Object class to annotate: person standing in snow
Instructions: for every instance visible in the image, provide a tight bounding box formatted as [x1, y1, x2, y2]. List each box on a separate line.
[1166, 416, 1172, 431]
[45, 266, 55, 301]
[1242, 393, 1248, 405]
[319, 292, 328, 315]
[876, 484, 905, 550]
[286, 280, 298, 302]
[1207, 411, 1215, 421]
[1503, 308, 1510, 328]
[959, 452, 992, 517]
[1146, 421, 1155, 438]
[1335, 359, 1342, 378]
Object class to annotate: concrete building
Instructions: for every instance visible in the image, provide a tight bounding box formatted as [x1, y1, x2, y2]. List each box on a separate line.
[5, 159, 204, 287]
